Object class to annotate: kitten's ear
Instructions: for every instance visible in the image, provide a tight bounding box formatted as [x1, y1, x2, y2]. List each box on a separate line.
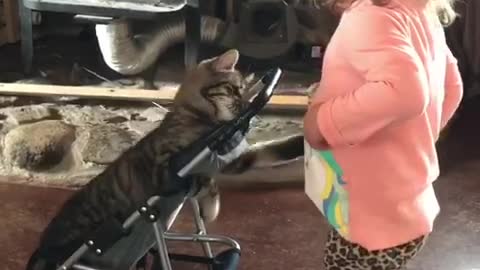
[212, 49, 239, 72]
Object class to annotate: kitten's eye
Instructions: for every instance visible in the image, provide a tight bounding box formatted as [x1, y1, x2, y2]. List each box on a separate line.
[223, 84, 241, 97]
[202, 82, 243, 99]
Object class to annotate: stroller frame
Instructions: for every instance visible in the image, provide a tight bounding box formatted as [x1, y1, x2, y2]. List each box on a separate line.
[60, 195, 240, 270]
[56, 68, 282, 270]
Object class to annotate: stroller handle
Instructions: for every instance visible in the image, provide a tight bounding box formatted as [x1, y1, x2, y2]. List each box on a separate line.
[171, 68, 283, 179]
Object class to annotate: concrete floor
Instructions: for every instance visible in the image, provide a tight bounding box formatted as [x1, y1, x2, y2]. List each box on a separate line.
[2, 160, 480, 270]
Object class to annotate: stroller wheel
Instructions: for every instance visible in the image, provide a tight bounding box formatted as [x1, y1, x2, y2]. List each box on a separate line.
[213, 248, 241, 270]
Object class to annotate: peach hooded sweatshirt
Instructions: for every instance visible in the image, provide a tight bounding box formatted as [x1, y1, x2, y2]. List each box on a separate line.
[304, 0, 463, 250]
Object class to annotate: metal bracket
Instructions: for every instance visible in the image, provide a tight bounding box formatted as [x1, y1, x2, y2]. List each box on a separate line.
[138, 203, 161, 223]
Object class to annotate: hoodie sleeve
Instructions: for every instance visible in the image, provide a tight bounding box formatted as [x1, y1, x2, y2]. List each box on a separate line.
[313, 8, 430, 148]
[440, 47, 463, 129]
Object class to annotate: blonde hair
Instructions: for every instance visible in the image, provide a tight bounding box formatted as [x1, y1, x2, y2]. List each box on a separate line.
[324, 0, 457, 26]
[431, 0, 457, 26]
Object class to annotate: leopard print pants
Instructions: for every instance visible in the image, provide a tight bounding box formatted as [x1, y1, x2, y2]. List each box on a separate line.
[324, 229, 428, 270]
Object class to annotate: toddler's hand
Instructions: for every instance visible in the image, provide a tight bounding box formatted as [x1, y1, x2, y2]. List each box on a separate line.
[304, 102, 328, 149]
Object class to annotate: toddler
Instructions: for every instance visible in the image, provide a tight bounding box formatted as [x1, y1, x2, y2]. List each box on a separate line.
[303, 0, 463, 269]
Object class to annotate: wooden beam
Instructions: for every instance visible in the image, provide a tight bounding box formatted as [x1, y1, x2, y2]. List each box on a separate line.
[0, 83, 308, 109]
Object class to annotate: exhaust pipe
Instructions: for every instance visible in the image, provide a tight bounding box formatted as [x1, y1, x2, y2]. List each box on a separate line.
[95, 16, 226, 75]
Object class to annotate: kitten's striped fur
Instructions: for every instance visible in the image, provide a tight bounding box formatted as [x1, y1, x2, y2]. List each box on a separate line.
[25, 49, 266, 270]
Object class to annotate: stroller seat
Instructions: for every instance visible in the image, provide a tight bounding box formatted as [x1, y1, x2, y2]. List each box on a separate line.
[67, 191, 240, 270]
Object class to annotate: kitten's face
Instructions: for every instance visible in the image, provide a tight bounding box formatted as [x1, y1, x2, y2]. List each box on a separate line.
[175, 50, 255, 123]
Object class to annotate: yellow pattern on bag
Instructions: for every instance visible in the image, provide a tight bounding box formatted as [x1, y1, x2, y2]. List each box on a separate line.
[304, 140, 349, 237]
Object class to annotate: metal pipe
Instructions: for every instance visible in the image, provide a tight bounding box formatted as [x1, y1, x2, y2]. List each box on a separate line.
[190, 198, 214, 259]
[164, 233, 241, 251]
[153, 221, 173, 270]
[95, 16, 226, 75]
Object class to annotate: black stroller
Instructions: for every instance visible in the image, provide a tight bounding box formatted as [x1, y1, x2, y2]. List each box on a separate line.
[55, 68, 283, 270]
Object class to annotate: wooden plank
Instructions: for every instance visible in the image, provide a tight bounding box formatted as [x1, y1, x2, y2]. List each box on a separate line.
[0, 83, 308, 109]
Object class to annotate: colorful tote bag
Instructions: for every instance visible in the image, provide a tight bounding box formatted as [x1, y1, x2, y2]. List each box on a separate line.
[304, 140, 350, 237]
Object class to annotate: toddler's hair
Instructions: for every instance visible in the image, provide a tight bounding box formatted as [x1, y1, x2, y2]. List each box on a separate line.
[324, 0, 457, 26]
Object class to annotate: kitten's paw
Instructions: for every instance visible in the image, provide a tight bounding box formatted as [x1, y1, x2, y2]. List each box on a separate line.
[198, 193, 220, 223]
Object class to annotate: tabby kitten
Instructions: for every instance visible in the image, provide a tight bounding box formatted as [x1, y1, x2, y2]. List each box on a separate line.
[26, 49, 255, 270]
